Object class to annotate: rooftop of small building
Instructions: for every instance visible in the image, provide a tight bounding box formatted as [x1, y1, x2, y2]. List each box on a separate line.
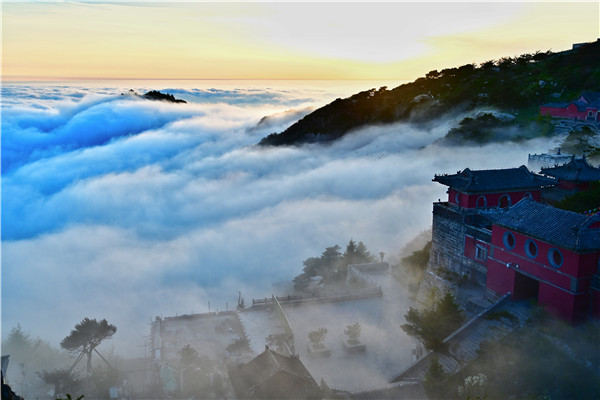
[580, 91, 600, 105]
[541, 92, 600, 109]
[229, 347, 323, 400]
[433, 165, 556, 193]
[490, 197, 600, 252]
[541, 156, 600, 182]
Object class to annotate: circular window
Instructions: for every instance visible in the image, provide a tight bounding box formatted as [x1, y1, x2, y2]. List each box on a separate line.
[503, 231, 515, 250]
[525, 239, 538, 259]
[547, 248, 563, 268]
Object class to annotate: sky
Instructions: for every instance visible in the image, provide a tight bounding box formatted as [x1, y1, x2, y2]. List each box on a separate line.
[2, 1, 599, 81]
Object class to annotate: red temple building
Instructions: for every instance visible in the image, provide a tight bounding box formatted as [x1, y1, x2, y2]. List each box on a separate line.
[541, 156, 600, 192]
[486, 198, 600, 323]
[540, 92, 600, 122]
[429, 165, 600, 323]
[433, 165, 555, 209]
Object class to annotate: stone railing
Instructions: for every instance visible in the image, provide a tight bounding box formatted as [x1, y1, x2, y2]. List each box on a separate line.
[251, 286, 383, 308]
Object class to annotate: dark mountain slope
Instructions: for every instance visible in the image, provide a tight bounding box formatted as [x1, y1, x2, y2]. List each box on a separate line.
[259, 39, 600, 146]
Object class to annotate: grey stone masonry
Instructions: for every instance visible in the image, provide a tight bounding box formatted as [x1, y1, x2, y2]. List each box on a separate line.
[429, 202, 489, 286]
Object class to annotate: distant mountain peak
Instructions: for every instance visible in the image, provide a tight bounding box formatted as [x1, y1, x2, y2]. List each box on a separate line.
[122, 89, 187, 103]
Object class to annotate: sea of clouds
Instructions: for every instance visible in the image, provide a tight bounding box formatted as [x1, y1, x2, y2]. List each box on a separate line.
[1, 82, 558, 355]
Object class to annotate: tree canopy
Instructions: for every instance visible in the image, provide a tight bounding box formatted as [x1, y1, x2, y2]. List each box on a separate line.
[61, 318, 116, 353]
[61, 318, 116, 374]
[260, 41, 600, 147]
[401, 292, 464, 352]
[293, 239, 376, 291]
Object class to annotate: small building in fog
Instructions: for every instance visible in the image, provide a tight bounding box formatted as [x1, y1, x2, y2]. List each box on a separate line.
[228, 347, 324, 400]
[540, 91, 600, 123]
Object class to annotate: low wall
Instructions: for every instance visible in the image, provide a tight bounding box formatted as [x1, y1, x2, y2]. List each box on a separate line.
[251, 287, 383, 308]
[271, 295, 295, 355]
[347, 262, 389, 287]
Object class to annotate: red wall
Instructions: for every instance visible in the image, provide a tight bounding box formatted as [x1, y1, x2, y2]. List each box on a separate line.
[487, 258, 515, 295]
[487, 225, 600, 323]
[490, 226, 597, 282]
[540, 103, 587, 120]
[448, 189, 541, 209]
[558, 180, 591, 191]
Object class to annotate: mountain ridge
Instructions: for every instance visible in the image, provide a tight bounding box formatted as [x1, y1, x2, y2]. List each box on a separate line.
[259, 39, 600, 147]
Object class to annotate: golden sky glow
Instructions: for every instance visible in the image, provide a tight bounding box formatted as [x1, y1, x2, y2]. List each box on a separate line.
[2, 1, 599, 81]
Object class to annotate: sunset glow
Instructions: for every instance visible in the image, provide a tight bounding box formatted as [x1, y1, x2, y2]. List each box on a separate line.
[2, 1, 598, 81]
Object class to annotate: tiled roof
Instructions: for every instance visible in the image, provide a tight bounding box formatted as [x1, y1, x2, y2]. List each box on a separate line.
[541, 157, 600, 182]
[491, 197, 600, 251]
[433, 165, 556, 193]
[541, 102, 570, 108]
[350, 381, 428, 400]
[541, 92, 600, 109]
[229, 348, 322, 399]
[573, 101, 589, 112]
[580, 91, 600, 105]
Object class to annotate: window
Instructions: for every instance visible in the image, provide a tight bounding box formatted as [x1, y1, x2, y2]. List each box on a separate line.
[476, 196, 487, 208]
[503, 231, 515, 250]
[525, 239, 538, 259]
[475, 245, 487, 261]
[547, 248, 563, 268]
[499, 194, 511, 208]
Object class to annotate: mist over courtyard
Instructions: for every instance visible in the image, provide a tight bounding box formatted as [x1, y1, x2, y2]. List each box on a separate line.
[2, 81, 557, 359]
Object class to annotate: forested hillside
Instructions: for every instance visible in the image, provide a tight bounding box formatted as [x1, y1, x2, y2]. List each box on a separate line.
[260, 40, 600, 146]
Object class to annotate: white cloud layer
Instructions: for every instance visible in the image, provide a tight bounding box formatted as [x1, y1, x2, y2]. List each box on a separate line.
[1, 83, 553, 355]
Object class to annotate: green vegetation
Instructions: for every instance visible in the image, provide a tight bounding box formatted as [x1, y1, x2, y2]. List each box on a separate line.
[308, 328, 328, 350]
[398, 240, 431, 294]
[444, 113, 515, 144]
[401, 292, 465, 352]
[260, 40, 600, 146]
[560, 127, 600, 157]
[344, 323, 362, 344]
[438, 322, 600, 400]
[423, 357, 447, 399]
[401, 241, 431, 270]
[2, 325, 74, 398]
[40, 369, 81, 398]
[555, 181, 600, 213]
[60, 318, 117, 375]
[142, 90, 187, 103]
[457, 373, 488, 400]
[293, 239, 376, 291]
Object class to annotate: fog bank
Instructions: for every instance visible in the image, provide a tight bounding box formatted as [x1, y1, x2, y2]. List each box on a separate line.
[1, 83, 555, 356]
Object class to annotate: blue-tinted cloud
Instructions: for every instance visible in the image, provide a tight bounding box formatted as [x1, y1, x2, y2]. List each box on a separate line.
[1, 83, 552, 354]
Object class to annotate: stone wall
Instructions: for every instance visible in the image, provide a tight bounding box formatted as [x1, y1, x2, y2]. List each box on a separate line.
[428, 203, 488, 286]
